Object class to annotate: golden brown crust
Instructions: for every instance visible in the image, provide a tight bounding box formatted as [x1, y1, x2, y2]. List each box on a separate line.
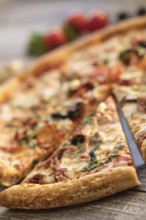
[0, 166, 19, 187]
[0, 166, 140, 209]
[1, 16, 146, 103]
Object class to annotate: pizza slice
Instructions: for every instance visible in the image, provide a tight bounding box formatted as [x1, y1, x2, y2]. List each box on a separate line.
[0, 96, 140, 209]
[60, 27, 146, 86]
[113, 84, 146, 161]
[0, 72, 110, 186]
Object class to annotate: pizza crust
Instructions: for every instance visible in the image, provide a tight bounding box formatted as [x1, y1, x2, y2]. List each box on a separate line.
[0, 166, 20, 187]
[0, 166, 140, 209]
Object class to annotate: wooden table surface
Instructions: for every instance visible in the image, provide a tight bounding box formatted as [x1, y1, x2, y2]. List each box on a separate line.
[0, 0, 146, 219]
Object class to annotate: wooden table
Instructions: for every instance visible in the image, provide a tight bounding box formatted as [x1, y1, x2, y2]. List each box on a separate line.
[0, 0, 146, 219]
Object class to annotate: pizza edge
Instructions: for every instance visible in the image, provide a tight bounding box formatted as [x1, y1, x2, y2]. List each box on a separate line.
[112, 84, 146, 161]
[0, 166, 140, 209]
[0, 15, 146, 103]
[141, 144, 146, 161]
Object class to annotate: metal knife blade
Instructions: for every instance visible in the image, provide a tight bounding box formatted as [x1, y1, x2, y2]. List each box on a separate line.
[116, 101, 145, 170]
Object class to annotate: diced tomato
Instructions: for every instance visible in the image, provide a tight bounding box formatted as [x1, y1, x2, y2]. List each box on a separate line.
[131, 34, 146, 46]
[91, 66, 108, 84]
[137, 95, 146, 113]
[44, 29, 67, 49]
[115, 154, 133, 166]
[108, 64, 124, 83]
[0, 145, 23, 153]
[87, 11, 108, 32]
[65, 12, 88, 33]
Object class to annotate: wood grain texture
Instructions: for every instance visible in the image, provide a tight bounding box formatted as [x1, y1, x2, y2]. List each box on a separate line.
[0, 191, 146, 220]
[0, 0, 146, 219]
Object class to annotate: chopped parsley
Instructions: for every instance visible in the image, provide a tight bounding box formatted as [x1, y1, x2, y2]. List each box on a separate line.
[118, 50, 127, 60]
[62, 142, 69, 147]
[89, 150, 97, 161]
[81, 160, 102, 172]
[81, 154, 118, 172]
[103, 59, 109, 65]
[20, 139, 35, 148]
[10, 103, 24, 109]
[118, 46, 145, 65]
[32, 160, 39, 167]
[71, 135, 85, 146]
[83, 116, 91, 125]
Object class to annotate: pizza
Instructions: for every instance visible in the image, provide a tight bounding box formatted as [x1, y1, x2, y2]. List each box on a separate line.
[113, 84, 146, 161]
[0, 16, 146, 209]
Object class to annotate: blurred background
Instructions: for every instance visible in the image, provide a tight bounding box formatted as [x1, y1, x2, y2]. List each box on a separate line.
[0, 0, 146, 69]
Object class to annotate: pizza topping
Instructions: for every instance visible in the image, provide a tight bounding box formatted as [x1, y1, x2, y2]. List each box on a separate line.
[37, 124, 66, 149]
[114, 154, 133, 166]
[52, 158, 67, 182]
[89, 150, 97, 161]
[137, 40, 146, 48]
[51, 112, 67, 120]
[67, 102, 84, 120]
[135, 126, 146, 148]
[28, 173, 45, 184]
[81, 160, 101, 172]
[51, 102, 84, 121]
[57, 146, 76, 160]
[97, 102, 107, 113]
[83, 115, 91, 125]
[91, 66, 108, 84]
[113, 140, 126, 153]
[119, 49, 140, 66]
[89, 132, 103, 146]
[137, 95, 146, 113]
[81, 154, 117, 172]
[68, 82, 94, 98]
[119, 42, 146, 67]
[70, 134, 86, 146]
[32, 159, 39, 167]
[0, 145, 23, 153]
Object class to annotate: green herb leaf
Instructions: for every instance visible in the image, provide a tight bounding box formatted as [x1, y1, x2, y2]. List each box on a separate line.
[81, 154, 118, 172]
[106, 154, 117, 163]
[94, 145, 100, 150]
[118, 50, 127, 60]
[10, 103, 24, 109]
[83, 116, 91, 125]
[32, 160, 39, 167]
[103, 59, 109, 65]
[20, 139, 29, 146]
[62, 142, 69, 147]
[20, 139, 35, 148]
[63, 25, 79, 42]
[81, 160, 103, 172]
[27, 33, 48, 56]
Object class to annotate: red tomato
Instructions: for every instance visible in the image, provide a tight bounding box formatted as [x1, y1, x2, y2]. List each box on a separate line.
[108, 64, 124, 82]
[44, 29, 67, 49]
[66, 12, 88, 33]
[115, 154, 133, 166]
[88, 11, 108, 32]
[91, 66, 108, 84]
